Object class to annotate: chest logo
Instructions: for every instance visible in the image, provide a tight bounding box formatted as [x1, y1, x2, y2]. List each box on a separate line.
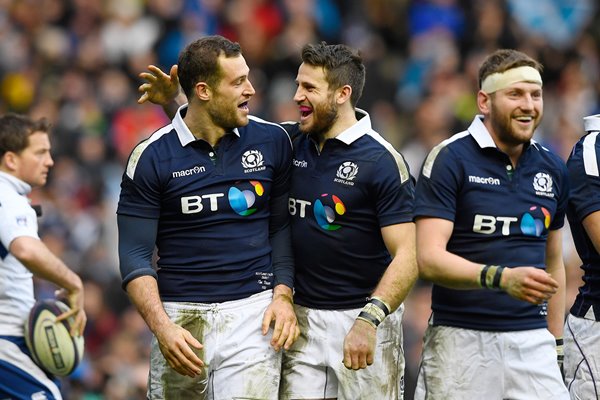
[314, 194, 346, 231]
[334, 161, 358, 186]
[533, 172, 554, 198]
[241, 149, 266, 173]
[229, 180, 265, 216]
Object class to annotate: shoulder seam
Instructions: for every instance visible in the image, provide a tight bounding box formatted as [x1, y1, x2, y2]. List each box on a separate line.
[126, 125, 173, 179]
[422, 131, 469, 178]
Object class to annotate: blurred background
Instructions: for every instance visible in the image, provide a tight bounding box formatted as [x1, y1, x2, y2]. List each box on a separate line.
[1, 0, 599, 398]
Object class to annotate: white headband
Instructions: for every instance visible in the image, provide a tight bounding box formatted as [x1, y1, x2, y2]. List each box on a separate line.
[481, 66, 542, 94]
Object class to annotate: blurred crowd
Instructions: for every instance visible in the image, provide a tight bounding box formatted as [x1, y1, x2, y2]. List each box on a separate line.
[1, 0, 599, 398]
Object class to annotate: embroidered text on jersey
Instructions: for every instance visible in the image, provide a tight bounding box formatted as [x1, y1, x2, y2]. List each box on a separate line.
[172, 165, 206, 178]
[468, 175, 501, 185]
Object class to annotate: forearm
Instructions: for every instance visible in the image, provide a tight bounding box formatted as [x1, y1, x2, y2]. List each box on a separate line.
[372, 244, 417, 312]
[269, 191, 294, 289]
[164, 92, 186, 120]
[11, 237, 82, 292]
[545, 259, 566, 338]
[418, 248, 485, 289]
[126, 275, 172, 335]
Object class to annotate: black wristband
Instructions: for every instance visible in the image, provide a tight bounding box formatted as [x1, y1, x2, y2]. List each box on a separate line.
[480, 265, 491, 288]
[555, 338, 564, 346]
[369, 297, 390, 316]
[357, 311, 381, 328]
[492, 266, 505, 289]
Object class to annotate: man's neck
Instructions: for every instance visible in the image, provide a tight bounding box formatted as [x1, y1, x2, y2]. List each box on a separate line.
[183, 107, 227, 147]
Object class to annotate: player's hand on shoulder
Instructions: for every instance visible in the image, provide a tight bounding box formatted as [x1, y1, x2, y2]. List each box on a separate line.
[262, 287, 300, 352]
[138, 64, 180, 105]
[343, 318, 377, 370]
[155, 321, 204, 377]
[500, 266, 558, 305]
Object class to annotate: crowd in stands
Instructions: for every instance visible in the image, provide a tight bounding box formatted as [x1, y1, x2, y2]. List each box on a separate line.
[1, 0, 599, 398]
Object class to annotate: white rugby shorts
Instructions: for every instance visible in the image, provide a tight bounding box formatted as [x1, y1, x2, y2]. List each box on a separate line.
[148, 290, 281, 400]
[280, 303, 405, 400]
[414, 324, 569, 400]
[564, 312, 600, 399]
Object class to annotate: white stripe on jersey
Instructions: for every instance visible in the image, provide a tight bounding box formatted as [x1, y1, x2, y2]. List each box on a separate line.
[583, 131, 599, 177]
[367, 131, 411, 184]
[126, 125, 173, 179]
[422, 131, 470, 178]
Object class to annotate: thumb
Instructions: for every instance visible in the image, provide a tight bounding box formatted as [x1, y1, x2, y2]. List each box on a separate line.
[170, 65, 179, 84]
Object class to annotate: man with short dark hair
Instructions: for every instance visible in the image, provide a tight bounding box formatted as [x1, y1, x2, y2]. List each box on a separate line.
[0, 113, 86, 399]
[117, 35, 298, 399]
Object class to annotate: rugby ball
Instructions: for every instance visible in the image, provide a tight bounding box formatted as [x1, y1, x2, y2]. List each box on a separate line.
[24, 299, 84, 376]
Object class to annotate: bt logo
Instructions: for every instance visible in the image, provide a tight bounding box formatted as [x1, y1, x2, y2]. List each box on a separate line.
[473, 206, 551, 237]
[180, 181, 264, 215]
[229, 180, 264, 216]
[313, 194, 346, 231]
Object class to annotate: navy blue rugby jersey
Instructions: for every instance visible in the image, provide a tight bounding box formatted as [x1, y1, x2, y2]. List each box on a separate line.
[415, 115, 569, 331]
[567, 115, 600, 317]
[117, 106, 293, 302]
[283, 109, 415, 309]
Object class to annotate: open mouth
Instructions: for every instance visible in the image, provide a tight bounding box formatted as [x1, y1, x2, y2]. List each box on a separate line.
[299, 105, 313, 119]
[238, 101, 249, 111]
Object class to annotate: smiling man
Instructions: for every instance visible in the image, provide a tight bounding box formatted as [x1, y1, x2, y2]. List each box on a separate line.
[413, 49, 570, 399]
[117, 35, 298, 399]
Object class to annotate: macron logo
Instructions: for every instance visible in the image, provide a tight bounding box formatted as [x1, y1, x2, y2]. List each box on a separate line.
[293, 159, 308, 168]
[172, 165, 206, 178]
[468, 175, 500, 185]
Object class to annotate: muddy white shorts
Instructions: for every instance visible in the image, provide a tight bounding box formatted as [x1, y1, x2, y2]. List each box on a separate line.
[148, 290, 281, 400]
[564, 311, 600, 400]
[280, 304, 405, 400]
[414, 325, 569, 400]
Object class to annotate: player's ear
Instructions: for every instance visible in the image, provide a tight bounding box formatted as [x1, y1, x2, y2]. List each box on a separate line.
[336, 85, 352, 106]
[2, 151, 19, 172]
[477, 90, 492, 114]
[195, 82, 211, 101]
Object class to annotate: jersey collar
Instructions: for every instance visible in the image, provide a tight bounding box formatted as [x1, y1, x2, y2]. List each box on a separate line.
[334, 108, 372, 145]
[468, 115, 540, 151]
[0, 171, 31, 195]
[173, 104, 241, 147]
[584, 114, 600, 132]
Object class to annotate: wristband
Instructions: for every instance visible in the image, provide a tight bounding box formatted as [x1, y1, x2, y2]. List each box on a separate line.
[356, 311, 379, 329]
[369, 296, 391, 316]
[556, 337, 564, 361]
[480, 265, 504, 290]
[480, 265, 491, 288]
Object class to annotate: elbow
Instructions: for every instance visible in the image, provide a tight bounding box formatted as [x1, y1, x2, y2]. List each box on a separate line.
[416, 250, 437, 282]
